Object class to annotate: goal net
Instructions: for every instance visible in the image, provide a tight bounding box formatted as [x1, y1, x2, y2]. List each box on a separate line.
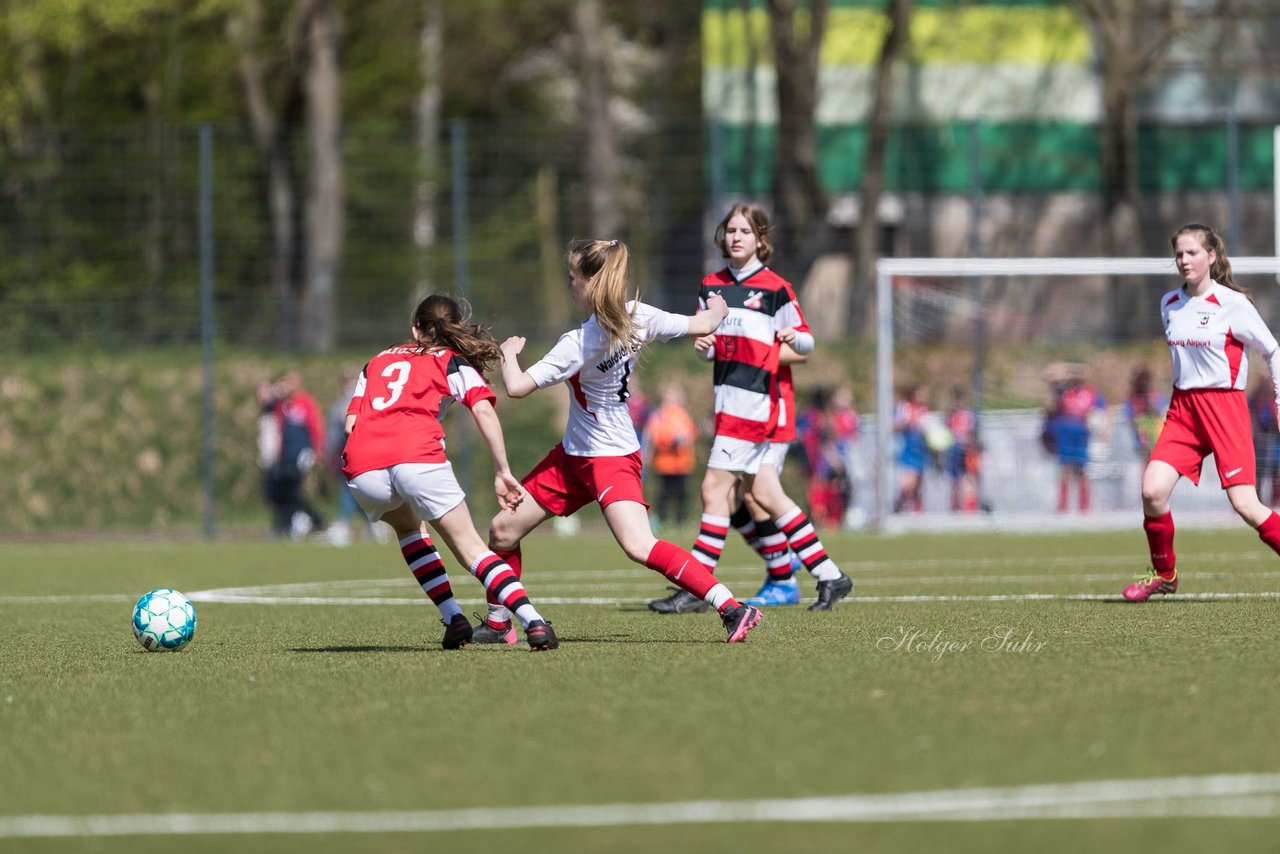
[857, 256, 1280, 532]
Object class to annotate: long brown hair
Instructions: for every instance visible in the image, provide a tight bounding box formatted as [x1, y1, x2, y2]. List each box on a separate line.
[714, 202, 773, 264]
[1172, 223, 1249, 301]
[409, 294, 501, 376]
[568, 238, 641, 355]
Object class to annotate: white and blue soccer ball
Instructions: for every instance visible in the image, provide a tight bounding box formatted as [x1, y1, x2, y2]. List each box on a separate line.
[131, 588, 197, 652]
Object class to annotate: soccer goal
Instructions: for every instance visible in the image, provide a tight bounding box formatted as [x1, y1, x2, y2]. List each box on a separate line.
[868, 256, 1280, 532]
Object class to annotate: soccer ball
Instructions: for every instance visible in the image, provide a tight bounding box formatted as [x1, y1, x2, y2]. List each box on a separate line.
[131, 588, 197, 652]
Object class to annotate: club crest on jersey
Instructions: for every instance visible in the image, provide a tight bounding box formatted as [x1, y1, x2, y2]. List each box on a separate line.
[743, 290, 765, 310]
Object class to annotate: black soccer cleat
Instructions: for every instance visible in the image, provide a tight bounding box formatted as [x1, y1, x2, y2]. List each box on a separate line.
[525, 620, 559, 651]
[807, 573, 853, 611]
[647, 587, 710, 614]
[469, 613, 518, 645]
[441, 613, 474, 649]
[721, 603, 762, 644]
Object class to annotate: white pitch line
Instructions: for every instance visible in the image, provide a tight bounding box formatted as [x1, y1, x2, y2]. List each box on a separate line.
[2, 772, 1279, 838]
[6, 588, 1280, 608]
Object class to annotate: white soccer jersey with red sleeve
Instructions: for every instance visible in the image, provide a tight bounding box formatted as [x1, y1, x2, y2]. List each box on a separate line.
[700, 266, 810, 442]
[1160, 282, 1280, 405]
[341, 345, 496, 478]
[525, 301, 689, 457]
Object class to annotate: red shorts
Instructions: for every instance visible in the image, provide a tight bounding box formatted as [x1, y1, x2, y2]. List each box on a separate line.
[1150, 388, 1255, 488]
[521, 443, 648, 516]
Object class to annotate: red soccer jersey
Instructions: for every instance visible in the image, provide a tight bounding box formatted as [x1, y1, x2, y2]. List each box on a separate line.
[700, 266, 808, 442]
[341, 345, 496, 478]
[772, 365, 797, 444]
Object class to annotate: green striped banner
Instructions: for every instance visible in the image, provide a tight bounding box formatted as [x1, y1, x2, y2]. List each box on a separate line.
[711, 122, 1278, 193]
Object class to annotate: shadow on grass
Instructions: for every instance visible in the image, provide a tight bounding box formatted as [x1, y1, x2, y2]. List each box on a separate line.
[290, 645, 426, 653]
[1095, 598, 1237, 605]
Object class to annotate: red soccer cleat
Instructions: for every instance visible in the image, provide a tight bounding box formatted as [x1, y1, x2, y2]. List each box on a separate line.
[1123, 569, 1178, 602]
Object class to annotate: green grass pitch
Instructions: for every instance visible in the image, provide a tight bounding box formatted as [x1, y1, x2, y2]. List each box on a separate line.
[2, 526, 1279, 853]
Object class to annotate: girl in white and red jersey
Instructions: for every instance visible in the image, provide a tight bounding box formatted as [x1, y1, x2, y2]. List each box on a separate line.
[651, 203, 853, 614]
[479, 238, 762, 644]
[1126, 223, 1280, 601]
[342, 294, 558, 650]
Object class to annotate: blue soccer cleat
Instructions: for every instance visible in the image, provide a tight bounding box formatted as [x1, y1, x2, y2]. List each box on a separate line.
[745, 577, 801, 607]
[789, 551, 805, 575]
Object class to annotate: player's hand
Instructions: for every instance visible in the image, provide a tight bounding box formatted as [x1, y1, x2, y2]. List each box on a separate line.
[495, 472, 524, 512]
[777, 326, 798, 346]
[704, 293, 729, 321]
[500, 337, 526, 360]
[693, 333, 715, 353]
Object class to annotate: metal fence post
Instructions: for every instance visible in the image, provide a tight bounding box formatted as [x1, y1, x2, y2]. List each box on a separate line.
[199, 123, 217, 541]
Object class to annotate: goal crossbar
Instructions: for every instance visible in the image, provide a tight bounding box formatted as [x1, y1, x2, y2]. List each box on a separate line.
[872, 256, 1280, 530]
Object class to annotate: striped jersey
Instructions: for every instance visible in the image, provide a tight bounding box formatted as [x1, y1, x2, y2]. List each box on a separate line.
[526, 301, 690, 457]
[341, 345, 496, 478]
[699, 266, 809, 442]
[1160, 282, 1280, 403]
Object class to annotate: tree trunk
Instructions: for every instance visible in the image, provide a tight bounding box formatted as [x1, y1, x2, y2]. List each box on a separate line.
[574, 0, 621, 237]
[766, 0, 830, 267]
[299, 0, 343, 352]
[227, 0, 302, 350]
[851, 0, 913, 336]
[1075, 0, 1175, 339]
[414, 0, 443, 295]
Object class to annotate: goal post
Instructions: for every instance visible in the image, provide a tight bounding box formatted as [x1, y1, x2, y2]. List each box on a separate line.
[872, 256, 1280, 531]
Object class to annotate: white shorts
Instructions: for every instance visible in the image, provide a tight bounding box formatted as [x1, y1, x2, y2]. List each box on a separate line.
[760, 441, 790, 475]
[347, 462, 466, 523]
[707, 435, 772, 474]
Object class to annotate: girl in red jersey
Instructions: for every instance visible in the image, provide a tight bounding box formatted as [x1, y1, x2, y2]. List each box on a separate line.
[1127, 223, 1280, 601]
[477, 238, 762, 645]
[651, 203, 853, 614]
[342, 294, 558, 650]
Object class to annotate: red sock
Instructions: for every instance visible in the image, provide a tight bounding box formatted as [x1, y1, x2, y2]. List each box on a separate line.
[1079, 479, 1091, 512]
[485, 546, 522, 609]
[1258, 511, 1280, 556]
[1058, 479, 1069, 513]
[1143, 511, 1176, 576]
[646, 540, 735, 607]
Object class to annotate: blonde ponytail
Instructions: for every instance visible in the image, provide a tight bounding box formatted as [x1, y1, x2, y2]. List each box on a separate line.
[568, 238, 641, 355]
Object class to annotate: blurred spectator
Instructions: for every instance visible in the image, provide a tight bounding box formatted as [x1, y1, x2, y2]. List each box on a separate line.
[798, 386, 859, 528]
[643, 383, 699, 526]
[1043, 366, 1104, 513]
[267, 371, 328, 539]
[1249, 379, 1279, 506]
[945, 386, 981, 513]
[256, 379, 285, 536]
[626, 382, 652, 449]
[1124, 366, 1167, 459]
[893, 384, 930, 513]
[324, 365, 377, 546]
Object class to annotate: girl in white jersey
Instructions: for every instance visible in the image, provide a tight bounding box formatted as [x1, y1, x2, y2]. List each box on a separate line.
[1126, 223, 1280, 601]
[479, 239, 763, 644]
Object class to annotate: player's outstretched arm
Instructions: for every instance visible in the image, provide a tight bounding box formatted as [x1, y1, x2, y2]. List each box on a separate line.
[686, 293, 729, 337]
[469, 398, 523, 512]
[499, 336, 538, 399]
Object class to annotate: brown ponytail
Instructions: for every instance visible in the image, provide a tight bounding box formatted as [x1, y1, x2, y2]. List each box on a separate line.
[410, 294, 502, 376]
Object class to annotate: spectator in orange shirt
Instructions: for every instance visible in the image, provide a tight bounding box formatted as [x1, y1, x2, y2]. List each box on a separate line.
[644, 383, 699, 526]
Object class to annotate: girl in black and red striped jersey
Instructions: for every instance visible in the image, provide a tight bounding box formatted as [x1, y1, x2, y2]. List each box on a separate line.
[1127, 223, 1280, 601]
[649, 203, 853, 614]
[342, 294, 557, 650]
